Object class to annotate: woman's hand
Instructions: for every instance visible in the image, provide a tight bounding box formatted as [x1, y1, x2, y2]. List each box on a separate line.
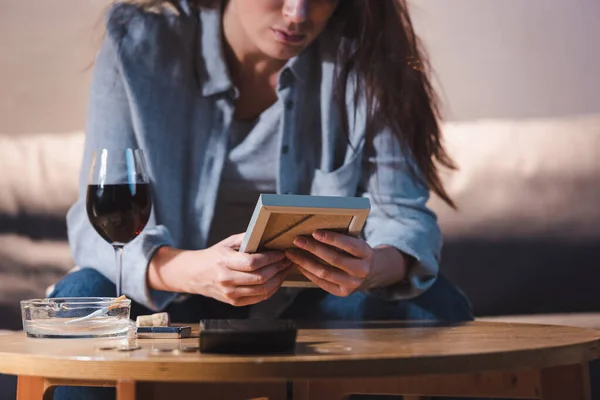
[148, 233, 292, 306]
[286, 230, 410, 296]
[285, 230, 376, 297]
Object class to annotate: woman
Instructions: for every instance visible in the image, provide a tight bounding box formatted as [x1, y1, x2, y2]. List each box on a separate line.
[2, 0, 473, 399]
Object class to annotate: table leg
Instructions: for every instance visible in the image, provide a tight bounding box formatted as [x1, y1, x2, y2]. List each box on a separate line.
[540, 363, 591, 400]
[17, 376, 119, 400]
[117, 381, 136, 400]
[17, 377, 57, 400]
[16, 376, 44, 400]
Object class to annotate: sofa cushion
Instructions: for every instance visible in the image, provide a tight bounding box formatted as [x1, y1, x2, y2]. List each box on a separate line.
[0, 132, 83, 240]
[0, 132, 82, 329]
[431, 114, 600, 240]
[429, 114, 600, 316]
[0, 132, 82, 216]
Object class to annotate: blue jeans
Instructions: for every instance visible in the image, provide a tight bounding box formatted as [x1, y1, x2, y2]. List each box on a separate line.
[2, 268, 473, 400]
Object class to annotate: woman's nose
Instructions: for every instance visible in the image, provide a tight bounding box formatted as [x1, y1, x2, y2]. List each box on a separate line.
[282, 0, 308, 24]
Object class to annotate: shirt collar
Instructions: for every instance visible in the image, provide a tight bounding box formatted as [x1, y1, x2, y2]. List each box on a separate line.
[197, 2, 311, 97]
[283, 49, 311, 84]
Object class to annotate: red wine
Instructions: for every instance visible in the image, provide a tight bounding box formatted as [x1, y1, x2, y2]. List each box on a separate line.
[86, 183, 151, 245]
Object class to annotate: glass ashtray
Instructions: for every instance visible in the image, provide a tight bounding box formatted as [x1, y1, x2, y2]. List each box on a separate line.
[21, 297, 131, 339]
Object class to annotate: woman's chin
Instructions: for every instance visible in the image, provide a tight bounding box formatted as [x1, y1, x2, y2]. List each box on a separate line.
[260, 41, 306, 61]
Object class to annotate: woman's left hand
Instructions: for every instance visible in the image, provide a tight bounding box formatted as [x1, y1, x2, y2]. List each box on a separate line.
[285, 230, 374, 297]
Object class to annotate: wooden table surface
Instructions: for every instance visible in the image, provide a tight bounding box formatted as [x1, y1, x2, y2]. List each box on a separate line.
[1, 320, 600, 384]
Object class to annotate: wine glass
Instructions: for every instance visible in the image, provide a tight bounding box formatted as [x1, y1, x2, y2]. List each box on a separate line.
[86, 149, 152, 297]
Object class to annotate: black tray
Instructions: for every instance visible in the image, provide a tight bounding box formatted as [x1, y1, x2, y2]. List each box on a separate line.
[199, 319, 297, 354]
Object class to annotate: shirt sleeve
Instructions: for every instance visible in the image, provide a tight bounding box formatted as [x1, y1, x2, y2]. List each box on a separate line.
[66, 26, 177, 311]
[358, 127, 442, 300]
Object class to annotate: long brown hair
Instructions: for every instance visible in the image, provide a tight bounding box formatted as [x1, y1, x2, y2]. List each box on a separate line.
[115, 0, 456, 207]
[336, 1, 455, 208]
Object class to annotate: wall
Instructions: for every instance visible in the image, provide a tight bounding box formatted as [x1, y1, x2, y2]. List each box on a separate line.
[0, 0, 106, 135]
[411, 0, 600, 121]
[0, 0, 599, 134]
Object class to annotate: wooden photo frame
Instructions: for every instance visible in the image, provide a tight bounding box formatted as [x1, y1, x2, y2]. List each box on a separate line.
[239, 194, 371, 287]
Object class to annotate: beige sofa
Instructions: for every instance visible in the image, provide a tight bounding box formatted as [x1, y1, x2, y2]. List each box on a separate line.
[430, 114, 600, 327]
[1, 114, 599, 329]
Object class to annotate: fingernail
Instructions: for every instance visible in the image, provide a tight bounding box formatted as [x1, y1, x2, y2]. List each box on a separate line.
[294, 237, 308, 247]
[313, 230, 325, 240]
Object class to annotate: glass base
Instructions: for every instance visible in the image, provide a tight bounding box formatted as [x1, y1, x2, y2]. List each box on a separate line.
[23, 317, 130, 339]
[25, 330, 129, 339]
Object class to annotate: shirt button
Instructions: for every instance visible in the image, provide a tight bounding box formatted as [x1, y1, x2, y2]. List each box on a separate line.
[282, 145, 290, 154]
[285, 100, 294, 110]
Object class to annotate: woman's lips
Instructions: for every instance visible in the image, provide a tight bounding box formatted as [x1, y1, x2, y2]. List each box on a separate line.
[271, 28, 307, 45]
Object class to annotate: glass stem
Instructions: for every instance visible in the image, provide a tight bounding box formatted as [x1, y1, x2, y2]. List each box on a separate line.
[114, 245, 124, 297]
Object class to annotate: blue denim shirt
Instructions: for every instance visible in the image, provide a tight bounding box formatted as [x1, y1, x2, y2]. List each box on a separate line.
[66, 1, 442, 311]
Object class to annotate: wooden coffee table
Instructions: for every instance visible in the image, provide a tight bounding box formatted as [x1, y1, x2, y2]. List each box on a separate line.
[1, 321, 599, 400]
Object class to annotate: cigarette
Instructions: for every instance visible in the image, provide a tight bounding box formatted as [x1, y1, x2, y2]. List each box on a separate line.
[108, 295, 128, 310]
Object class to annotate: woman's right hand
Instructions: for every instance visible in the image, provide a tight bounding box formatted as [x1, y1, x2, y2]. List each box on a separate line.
[148, 233, 292, 306]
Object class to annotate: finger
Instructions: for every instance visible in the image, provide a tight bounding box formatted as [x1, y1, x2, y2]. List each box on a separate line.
[286, 248, 360, 288]
[233, 287, 278, 307]
[312, 230, 371, 259]
[293, 236, 365, 276]
[220, 233, 246, 249]
[229, 267, 290, 298]
[220, 259, 292, 286]
[227, 249, 286, 272]
[230, 272, 286, 306]
[294, 264, 351, 297]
